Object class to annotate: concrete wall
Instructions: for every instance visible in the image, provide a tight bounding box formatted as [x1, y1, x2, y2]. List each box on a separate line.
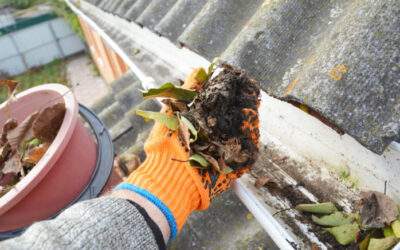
[0, 17, 85, 76]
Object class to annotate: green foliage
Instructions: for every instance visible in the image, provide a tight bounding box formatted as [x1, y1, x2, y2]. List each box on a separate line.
[51, 0, 84, 39]
[326, 223, 360, 246]
[311, 212, 356, 227]
[135, 110, 179, 130]
[142, 83, 197, 102]
[189, 154, 209, 168]
[295, 202, 338, 214]
[0, 59, 67, 103]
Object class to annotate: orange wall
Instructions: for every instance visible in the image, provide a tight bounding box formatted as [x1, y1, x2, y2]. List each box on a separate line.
[79, 17, 128, 84]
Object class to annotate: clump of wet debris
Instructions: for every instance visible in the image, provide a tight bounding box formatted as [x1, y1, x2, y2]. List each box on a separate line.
[255, 170, 399, 249]
[135, 63, 260, 174]
[0, 80, 66, 198]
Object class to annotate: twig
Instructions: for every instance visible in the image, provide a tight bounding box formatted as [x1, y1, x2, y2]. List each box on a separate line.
[171, 158, 188, 163]
[273, 208, 292, 216]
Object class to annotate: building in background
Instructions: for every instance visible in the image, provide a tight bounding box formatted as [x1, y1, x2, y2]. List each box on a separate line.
[0, 4, 85, 76]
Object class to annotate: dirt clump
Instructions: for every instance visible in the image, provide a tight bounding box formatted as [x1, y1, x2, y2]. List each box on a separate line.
[186, 64, 260, 171]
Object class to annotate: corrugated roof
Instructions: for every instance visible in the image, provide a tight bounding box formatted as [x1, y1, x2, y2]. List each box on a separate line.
[82, 0, 400, 154]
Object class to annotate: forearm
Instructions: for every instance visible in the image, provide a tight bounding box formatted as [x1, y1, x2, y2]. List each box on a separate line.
[0, 196, 166, 250]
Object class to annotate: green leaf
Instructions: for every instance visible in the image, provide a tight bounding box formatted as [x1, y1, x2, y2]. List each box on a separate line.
[383, 227, 395, 237]
[141, 82, 197, 101]
[359, 234, 371, 250]
[194, 68, 208, 83]
[312, 212, 355, 227]
[223, 167, 234, 174]
[26, 138, 41, 148]
[189, 154, 209, 168]
[326, 223, 359, 245]
[295, 202, 338, 214]
[392, 220, 400, 238]
[180, 115, 197, 142]
[208, 58, 219, 76]
[367, 237, 398, 250]
[135, 110, 179, 130]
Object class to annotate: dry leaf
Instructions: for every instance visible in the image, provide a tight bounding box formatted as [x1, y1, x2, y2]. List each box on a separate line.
[0, 172, 17, 186]
[198, 152, 220, 172]
[222, 138, 249, 164]
[33, 103, 66, 142]
[255, 176, 272, 189]
[2, 154, 22, 174]
[0, 80, 18, 96]
[359, 191, 399, 229]
[178, 119, 191, 149]
[22, 143, 49, 165]
[0, 119, 17, 146]
[7, 112, 38, 151]
[0, 143, 11, 171]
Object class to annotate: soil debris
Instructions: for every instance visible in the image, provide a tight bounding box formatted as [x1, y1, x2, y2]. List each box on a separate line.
[185, 64, 260, 171]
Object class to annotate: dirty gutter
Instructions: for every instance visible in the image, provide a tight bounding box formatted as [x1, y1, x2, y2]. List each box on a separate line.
[66, 1, 400, 249]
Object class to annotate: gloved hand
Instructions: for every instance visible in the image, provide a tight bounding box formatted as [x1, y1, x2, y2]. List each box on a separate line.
[116, 68, 259, 238]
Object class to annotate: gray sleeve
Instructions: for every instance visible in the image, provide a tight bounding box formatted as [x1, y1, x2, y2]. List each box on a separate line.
[0, 197, 160, 250]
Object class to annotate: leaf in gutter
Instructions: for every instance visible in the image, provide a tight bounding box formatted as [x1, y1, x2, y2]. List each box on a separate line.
[135, 110, 179, 130]
[189, 154, 209, 168]
[367, 236, 398, 250]
[180, 115, 197, 142]
[391, 220, 400, 238]
[326, 223, 359, 245]
[383, 227, 395, 237]
[311, 212, 355, 227]
[141, 82, 197, 102]
[359, 234, 371, 250]
[296, 202, 338, 214]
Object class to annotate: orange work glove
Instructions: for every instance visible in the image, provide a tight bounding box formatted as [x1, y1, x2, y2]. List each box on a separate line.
[115, 68, 260, 240]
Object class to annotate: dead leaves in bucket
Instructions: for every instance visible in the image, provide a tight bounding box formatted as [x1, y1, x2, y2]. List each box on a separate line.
[295, 191, 400, 249]
[0, 82, 66, 198]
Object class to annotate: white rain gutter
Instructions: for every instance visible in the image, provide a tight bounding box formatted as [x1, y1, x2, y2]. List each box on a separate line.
[65, 1, 400, 249]
[65, 1, 299, 248]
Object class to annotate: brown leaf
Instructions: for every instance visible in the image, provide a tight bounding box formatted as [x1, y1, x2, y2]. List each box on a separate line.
[198, 152, 220, 172]
[7, 113, 38, 151]
[178, 119, 191, 150]
[255, 176, 272, 189]
[222, 138, 249, 164]
[0, 119, 17, 146]
[161, 99, 188, 113]
[0, 172, 18, 186]
[358, 191, 399, 229]
[0, 143, 11, 169]
[2, 154, 22, 174]
[33, 103, 66, 142]
[0, 80, 18, 96]
[22, 143, 49, 165]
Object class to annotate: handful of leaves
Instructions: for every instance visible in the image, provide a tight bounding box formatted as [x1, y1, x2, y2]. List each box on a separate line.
[136, 63, 260, 174]
[0, 80, 66, 198]
[296, 191, 400, 249]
